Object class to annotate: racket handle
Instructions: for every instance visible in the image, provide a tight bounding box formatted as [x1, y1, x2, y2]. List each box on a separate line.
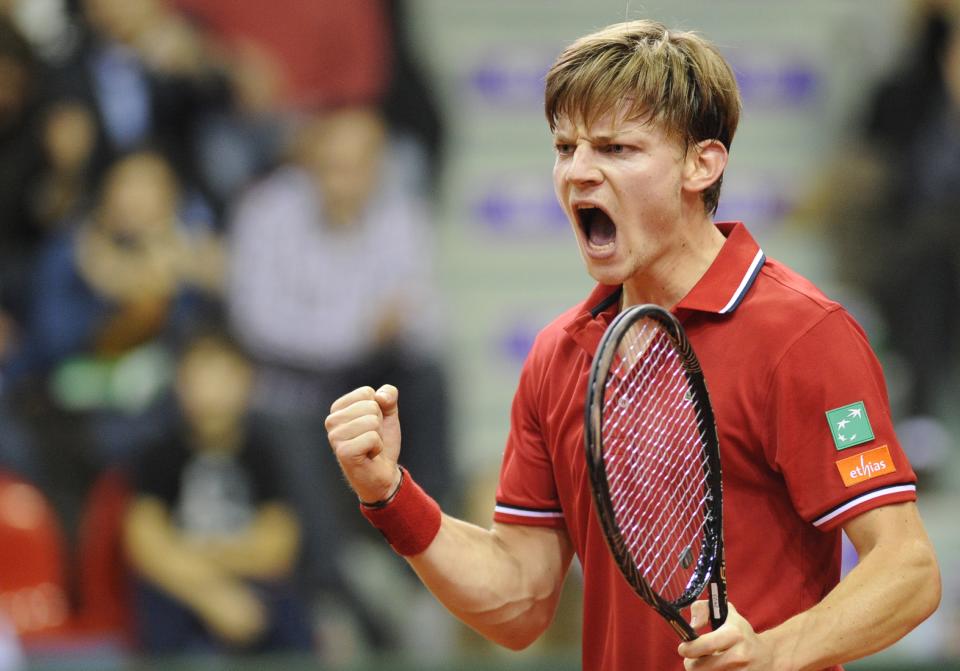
[708, 576, 728, 630]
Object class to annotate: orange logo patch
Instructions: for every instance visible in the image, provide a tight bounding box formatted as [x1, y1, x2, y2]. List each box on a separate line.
[835, 445, 895, 487]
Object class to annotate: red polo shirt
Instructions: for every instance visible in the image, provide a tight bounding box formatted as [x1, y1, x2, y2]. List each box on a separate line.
[494, 222, 917, 671]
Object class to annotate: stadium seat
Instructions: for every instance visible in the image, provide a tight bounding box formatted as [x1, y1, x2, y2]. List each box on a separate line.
[0, 472, 72, 642]
[74, 468, 135, 644]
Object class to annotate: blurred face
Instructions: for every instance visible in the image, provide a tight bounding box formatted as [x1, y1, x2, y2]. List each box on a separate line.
[97, 153, 178, 244]
[83, 0, 158, 44]
[44, 102, 96, 172]
[0, 56, 28, 131]
[552, 105, 690, 289]
[176, 342, 253, 441]
[298, 108, 386, 227]
[944, 27, 960, 109]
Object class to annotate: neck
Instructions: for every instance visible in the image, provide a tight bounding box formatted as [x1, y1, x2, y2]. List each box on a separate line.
[190, 424, 243, 454]
[621, 216, 726, 310]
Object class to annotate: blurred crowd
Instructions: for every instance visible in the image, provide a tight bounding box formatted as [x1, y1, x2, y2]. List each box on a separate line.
[815, 0, 960, 484]
[0, 0, 451, 665]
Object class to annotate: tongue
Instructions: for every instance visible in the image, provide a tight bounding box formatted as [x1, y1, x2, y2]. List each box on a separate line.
[588, 210, 616, 246]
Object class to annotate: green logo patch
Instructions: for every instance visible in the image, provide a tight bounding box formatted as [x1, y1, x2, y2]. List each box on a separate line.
[826, 401, 874, 450]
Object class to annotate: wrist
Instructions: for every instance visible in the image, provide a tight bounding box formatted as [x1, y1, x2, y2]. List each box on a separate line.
[359, 467, 441, 556]
[758, 624, 802, 671]
[359, 466, 404, 509]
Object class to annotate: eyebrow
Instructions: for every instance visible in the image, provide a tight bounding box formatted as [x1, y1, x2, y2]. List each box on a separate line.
[552, 132, 631, 145]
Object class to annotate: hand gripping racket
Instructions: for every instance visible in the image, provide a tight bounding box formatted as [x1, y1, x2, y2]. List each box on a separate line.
[585, 304, 727, 641]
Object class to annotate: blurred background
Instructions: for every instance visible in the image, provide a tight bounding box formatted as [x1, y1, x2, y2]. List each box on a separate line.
[0, 0, 957, 669]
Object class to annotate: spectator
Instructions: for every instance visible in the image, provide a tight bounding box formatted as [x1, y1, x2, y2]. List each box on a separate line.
[0, 16, 44, 323]
[0, 16, 43, 480]
[167, 0, 392, 206]
[1, 150, 222, 538]
[124, 329, 311, 655]
[863, 2, 960, 415]
[44, 0, 231, 213]
[0, 0, 79, 65]
[226, 105, 451, 653]
[379, 0, 446, 195]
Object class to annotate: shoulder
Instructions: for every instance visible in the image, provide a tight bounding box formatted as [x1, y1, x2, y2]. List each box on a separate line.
[231, 166, 314, 225]
[738, 257, 877, 374]
[743, 258, 852, 337]
[525, 302, 584, 365]
[754, 258, 839, 313]
[133, 436, 190, 488]
[37, 229, 79, 263]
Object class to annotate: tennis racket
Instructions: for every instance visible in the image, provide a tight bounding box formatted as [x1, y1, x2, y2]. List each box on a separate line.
[584, 303, 727, 641]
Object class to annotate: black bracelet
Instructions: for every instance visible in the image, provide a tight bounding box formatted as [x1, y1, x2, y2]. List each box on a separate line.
[359, 467, 405, 509]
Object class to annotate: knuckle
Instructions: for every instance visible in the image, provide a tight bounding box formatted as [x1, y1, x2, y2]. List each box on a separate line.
[358, 413, 381, 431]
[360, 428, 382, 444]
[326, 424, 346, 443]
[359, 399, 381, 415]
[726, 649, 747, 666]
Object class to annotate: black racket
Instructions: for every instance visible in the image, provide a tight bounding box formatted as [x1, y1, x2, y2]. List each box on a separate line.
[584, 303, 727, 641]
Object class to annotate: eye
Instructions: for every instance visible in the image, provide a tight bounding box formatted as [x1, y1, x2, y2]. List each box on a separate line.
[602, 144, 626, 154]
[554, 142, 574, 156]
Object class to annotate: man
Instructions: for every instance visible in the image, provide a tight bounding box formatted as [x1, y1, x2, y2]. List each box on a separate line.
[325, 20, 941, 670]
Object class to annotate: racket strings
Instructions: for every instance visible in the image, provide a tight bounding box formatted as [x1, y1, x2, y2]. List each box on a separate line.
[602, 319, 714, 603]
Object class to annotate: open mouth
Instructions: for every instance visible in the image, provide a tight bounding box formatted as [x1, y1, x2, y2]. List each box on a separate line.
[576, 206, 616, 247]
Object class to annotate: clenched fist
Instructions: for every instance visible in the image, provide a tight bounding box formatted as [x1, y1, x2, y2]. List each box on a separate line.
[325, 384, 403, 503]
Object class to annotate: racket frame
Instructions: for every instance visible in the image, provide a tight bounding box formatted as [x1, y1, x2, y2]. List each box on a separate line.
[584, 303, 728, 641]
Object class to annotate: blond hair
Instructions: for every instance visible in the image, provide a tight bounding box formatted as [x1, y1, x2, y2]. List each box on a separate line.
[545, 20, 741, 213]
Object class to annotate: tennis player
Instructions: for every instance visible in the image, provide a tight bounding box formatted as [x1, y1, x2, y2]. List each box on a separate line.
[325, 20, 941, 670]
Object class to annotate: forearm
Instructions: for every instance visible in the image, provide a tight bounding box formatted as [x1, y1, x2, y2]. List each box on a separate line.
[325, 385, 573, 649]
[763, 506, 941, 670]
[199, 504, 300, 579]
[407, 517, 573, 651]
[124, 499, 248, 611]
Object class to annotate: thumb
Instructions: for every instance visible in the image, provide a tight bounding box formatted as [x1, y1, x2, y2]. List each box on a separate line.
[689, 600, 709, 630]
[375, 384, 399, 417]
[375, 384, 401, 459]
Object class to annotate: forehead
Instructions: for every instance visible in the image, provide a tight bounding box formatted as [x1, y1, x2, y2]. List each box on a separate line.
[552, 106, 672, 143]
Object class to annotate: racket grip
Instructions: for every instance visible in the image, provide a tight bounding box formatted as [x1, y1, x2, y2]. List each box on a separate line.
[708, 575, 728, 630]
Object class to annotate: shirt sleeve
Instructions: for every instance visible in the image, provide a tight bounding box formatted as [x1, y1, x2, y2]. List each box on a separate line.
[767, 308, 917, 531]
[493, 349, 565, 529]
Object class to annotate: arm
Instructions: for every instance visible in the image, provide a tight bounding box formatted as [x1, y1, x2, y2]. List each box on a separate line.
[192, 502, 301, 580]
[409, 519, 573, 650]
[678, 502, 941, 670]
[325, 385, 575, 650]
[123, 496, 267, 644]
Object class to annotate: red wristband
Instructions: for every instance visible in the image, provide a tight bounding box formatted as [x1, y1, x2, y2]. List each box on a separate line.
[359, 467, 441, 556]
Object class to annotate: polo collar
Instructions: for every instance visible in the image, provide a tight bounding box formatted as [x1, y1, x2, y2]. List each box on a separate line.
[675, 221, 765, 315]
[563, 283, 622, 355]
[563, 222, 765, 354]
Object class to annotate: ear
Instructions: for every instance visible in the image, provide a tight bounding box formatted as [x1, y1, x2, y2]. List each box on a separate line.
[681, 139, 728, 197]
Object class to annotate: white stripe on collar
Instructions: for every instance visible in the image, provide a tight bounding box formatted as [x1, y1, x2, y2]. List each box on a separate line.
[718, 249, 765, 314]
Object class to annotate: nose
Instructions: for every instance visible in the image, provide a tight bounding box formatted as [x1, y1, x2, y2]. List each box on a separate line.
[563, 145, 602, 187]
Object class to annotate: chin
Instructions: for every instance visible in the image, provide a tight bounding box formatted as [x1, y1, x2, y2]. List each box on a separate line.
[581, 258, 627, 287]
